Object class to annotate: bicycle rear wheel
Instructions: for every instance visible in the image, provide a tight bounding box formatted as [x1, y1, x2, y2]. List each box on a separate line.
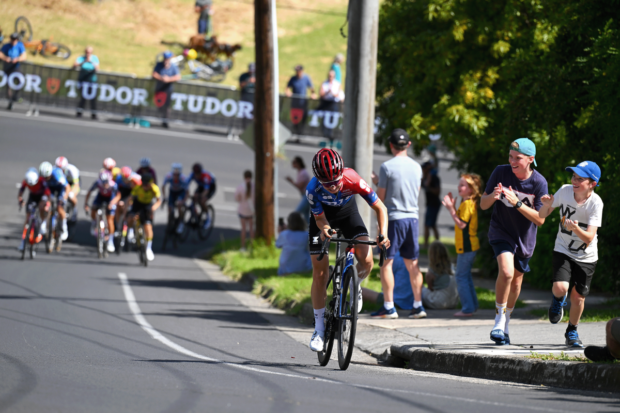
[97, 216, 104, 259]
[41, 41, 71, 60]
[337, 265, 359, 371]
[318, 265, 336, 366]
[46, 215, 55, 254]
[15, 16, 33, 42]
[198, 205, 215, 240]
[21, 222, 30, 261]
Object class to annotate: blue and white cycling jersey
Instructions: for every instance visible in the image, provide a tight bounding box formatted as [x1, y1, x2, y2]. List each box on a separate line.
[89, 178, 118, 198]
[163, 173, 189, 193]
[306, 168, 379, 217]
[47, 167, 68, 190]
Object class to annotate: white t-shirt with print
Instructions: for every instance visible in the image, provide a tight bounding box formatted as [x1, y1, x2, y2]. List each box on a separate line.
[551, 184, 603, 262]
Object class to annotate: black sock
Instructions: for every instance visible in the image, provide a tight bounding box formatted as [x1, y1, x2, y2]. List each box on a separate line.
[566, 322, 577, 332]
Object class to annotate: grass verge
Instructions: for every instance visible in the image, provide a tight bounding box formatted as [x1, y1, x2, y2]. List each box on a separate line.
[529, 298, 620, 323]
[527, 351, 620, 364]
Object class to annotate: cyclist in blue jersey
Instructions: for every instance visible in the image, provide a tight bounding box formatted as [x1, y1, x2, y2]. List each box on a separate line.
[188, 162, 216, 226]
[306, 148, 390, 352]
[39, 162, 71, 241]
[84, 170, 121, 252]
[162, 163, 189, 233]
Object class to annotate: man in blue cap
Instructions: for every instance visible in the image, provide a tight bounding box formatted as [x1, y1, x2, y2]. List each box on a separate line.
[0, 33, 27, 110]
[152, 51, 181, 128]
[480, 138, 549, 345]
[539, 160, 604, 348]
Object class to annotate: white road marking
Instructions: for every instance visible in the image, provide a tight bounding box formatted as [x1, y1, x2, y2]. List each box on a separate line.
[117, 272, 582, 413]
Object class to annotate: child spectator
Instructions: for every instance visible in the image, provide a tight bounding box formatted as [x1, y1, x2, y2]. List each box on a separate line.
[422, 241, 459, 310]
[275, 212, 312, 275]
[235, 170, 254, 251]
[539, 161, 604, 348]
[442, 173, 484, 317]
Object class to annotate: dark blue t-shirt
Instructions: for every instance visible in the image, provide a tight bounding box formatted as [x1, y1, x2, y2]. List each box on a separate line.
[484, 165, 548, 258]
[287, 74, 313, 96]
[153, 62, 180, 91]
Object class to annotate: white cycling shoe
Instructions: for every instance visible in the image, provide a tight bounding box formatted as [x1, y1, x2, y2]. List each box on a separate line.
[146, 248, 155, 261]
[107, 242, 115, 253]
[40, 221, 47, 235]
[309, 330, 325, 352]
[351, 279, 363, 313]
[61, 222, 69, 241]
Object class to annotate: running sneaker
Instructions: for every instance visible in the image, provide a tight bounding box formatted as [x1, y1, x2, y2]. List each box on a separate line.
[548, 294, 568, 324]
[371, 306, 398, 319]
[584, 346, 615, 362]
[408, 306, 427, 319]
[309, 330, 324, 352]
[490, 329, 507, 345]
[146, 249, 155, 261]
[565, 329, 584, 348]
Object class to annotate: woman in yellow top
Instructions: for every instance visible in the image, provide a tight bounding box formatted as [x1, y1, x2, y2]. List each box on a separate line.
[442, 173, 484, 317]
[127, 173, 162, 261]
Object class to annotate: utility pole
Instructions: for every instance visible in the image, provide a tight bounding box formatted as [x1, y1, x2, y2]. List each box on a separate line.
[254, 0, 275, 241]
[341, 0, 380, 229]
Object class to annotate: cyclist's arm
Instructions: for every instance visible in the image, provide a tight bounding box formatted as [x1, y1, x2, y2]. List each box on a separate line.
[18, 181, 26, 199]
[314, 213, 332, 241]
[370, 199, 389, 245]
[84, 184, 96, 209]
[152, 196, 162, 212]
[110, 191, 121, 206]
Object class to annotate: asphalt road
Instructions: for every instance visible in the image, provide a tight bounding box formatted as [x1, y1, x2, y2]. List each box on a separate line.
[0, 111, 618, 412]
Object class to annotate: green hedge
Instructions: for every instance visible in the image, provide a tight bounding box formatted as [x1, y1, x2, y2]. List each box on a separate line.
[377, 0, 620, 293]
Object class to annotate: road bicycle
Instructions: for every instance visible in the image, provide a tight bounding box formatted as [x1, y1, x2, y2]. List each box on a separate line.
[183, 198, 215, 241]
[134, 217, 148, 267]
[64, 199, 78, 241]
[162, 201, 189, 250]
[157, 52, 229, 83]
[316, 229, 386, 370]
[113, 203, 130, 255]
[45, 195, 63, 253]
[19, 201, 43, 260]
[95, 202, 110, 259]
[14, 16, 71, 60]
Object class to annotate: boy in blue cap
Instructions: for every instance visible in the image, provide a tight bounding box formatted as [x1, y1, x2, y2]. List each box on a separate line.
[480, 138, 549, 345]
[539, 161, 604, 348]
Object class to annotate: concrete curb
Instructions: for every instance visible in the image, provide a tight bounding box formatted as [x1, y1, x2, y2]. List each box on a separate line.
[391, 345, 620, 393]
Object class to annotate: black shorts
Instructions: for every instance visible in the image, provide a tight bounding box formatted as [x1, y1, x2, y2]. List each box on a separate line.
[119, 186, 132, 200]
[129, 200, 153, 224]
[552, 251, 596, 297]
[308, 200, 368, 255]
[26, 193, 45, 206]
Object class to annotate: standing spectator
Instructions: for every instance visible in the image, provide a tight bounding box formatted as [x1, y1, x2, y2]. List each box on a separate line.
[370, 129, 426, 319]
[285, 156, 311, 222]
[74, 46, 100, 120]
[331, 53, 344, 83]
[480, 138, 548, 345]
[422, 241, 459, 310]
[239, 63, 255, 130]
[539, 161, 603, 348]
[152, 51, 181, 129]
[286, 65, 316, 137]
[317, 70, 343, 143]
[422, 161, 441, 250]
[442, 173, 484, 317]
[195, 0, 213, 37]
[584, 318, 620, 362]
[235, 170, 254, 252]
[0, 33, 27, 110]
[276, 212, 312, 275]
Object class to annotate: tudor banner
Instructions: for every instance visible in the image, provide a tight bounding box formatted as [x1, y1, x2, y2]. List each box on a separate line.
[0, 62, 344, 139]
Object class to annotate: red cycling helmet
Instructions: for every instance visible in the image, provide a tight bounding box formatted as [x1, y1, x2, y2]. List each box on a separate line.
[120, 166, 132, 179]
[312, 148, 344, 182]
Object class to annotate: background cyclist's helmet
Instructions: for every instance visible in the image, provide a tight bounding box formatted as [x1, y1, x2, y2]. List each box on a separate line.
[55, 156, 69, 170]
[312, 148, 344, 182]
[99, 170, 112, 182]
[140, 157, 151, 168]
[192, 163, 202, 174]
[103, 157, 116, 170]
[120, 166, 133, 179]
[39, 161, 53, 178]
[171, 163, 182, 174]
[25, 170, 39, 186]
[141, 173, 154, 184]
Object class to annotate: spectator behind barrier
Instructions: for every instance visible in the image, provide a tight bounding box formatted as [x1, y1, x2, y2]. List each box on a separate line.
[152, 51, 181, 129]
[285, 156, 311, 223]
[0, 33, 27, 110]
[331, 53, 344, 83]
[275, 212, 312, 276]
[235, 170, 254, 252]
[422, 241, 459, 310]
[74, 46, 100, 120]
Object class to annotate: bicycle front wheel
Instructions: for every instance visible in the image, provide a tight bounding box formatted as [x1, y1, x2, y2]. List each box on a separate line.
[15, 16, 33, 42]
[198, 205, 215, 240]
[318, 265, 336, 366]
[337, 265, 359, 371]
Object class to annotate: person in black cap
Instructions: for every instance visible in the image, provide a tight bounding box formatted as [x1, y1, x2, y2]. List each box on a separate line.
[0, 33, 27, 110]
[370, 128, 426, 319]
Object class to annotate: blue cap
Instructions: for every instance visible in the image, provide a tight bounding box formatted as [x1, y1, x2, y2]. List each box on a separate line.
[509, 138, 537, 166]
[163, 51, 173, 59]
[565, 161, 601, 186]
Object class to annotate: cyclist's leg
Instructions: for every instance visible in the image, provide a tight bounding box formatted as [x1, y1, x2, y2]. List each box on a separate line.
[56, 189, 67, 221]
[107, 203, 116, 234]
[309, 214, 330, 310]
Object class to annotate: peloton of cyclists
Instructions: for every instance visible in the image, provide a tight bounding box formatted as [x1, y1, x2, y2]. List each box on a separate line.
[187, 162, 216, 228]
[39, 161, 71, 241]
[305, 148, 390, 352]
[127, 173, 162, 261]
[17, 168, 51, 251]
[84, 170, 121, 253]
[55, 156, 80, 223]
[162, 163, 189, 234]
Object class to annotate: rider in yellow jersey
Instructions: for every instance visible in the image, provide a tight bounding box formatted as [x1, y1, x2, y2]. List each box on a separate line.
[127, 173, 161, 261]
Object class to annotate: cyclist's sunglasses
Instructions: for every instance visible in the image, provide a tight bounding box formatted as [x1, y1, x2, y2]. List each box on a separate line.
[319, 177, 342, 188]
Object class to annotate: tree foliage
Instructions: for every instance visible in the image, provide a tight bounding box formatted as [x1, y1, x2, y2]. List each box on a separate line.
[377, 0, 620, 292]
